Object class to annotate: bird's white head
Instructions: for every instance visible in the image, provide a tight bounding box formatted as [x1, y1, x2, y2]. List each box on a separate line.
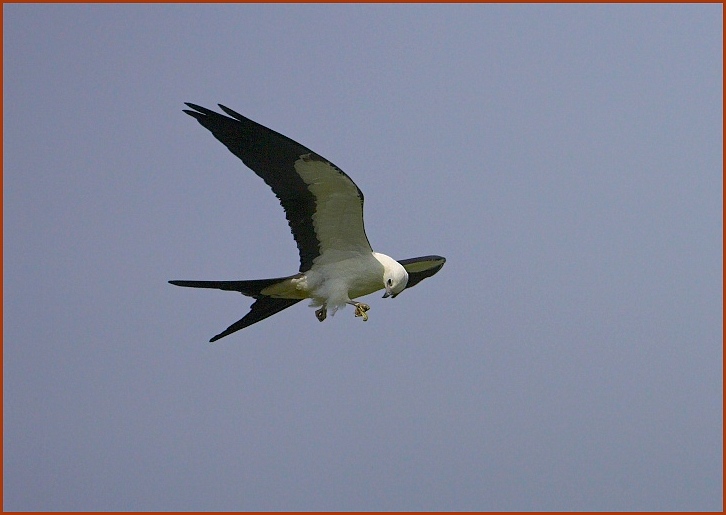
[373, 252, 409, 298]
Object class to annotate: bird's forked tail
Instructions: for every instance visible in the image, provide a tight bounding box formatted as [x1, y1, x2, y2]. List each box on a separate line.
[168, 276, 303, 341]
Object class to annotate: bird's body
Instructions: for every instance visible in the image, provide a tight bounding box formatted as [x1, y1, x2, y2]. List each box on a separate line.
[170, 103, 445, 341]
[256, 252, 386, 307]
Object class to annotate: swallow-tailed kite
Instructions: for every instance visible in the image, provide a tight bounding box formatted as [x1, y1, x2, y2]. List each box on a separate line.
[170, 103, 446, 342]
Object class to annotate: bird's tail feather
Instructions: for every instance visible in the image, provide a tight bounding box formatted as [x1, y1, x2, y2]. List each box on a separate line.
[169, 277, 294, 298]
[169, 276, 303, 341]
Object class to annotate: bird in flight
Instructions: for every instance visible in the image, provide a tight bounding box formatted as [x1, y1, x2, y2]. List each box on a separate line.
[170, 103, 446, 342]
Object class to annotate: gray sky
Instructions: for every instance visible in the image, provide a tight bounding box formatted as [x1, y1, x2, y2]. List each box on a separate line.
[3, 4, 722, 511]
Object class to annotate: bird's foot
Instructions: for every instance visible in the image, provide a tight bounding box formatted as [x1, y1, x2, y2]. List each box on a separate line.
[353, 303, 370, 322]
[315, 306, 327, 322]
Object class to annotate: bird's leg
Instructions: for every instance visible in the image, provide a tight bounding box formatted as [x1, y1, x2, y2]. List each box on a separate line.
[347, 301, 370, 322]
[315, 305, 327, 322]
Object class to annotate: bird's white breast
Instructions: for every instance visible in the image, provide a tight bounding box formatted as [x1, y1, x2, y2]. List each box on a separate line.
[305, 253, 384, 311]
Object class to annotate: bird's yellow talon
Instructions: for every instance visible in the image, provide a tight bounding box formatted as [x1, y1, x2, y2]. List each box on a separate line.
[315, 306, 327, 322]
[354, 303, 370, 321]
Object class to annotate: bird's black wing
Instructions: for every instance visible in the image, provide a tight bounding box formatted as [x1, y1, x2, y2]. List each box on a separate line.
[183, 103, 372, 272]
[398, 255, 446, 289]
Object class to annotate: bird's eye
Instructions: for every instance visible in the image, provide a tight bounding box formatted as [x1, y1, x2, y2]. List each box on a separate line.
[387, 279, 392, 286]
